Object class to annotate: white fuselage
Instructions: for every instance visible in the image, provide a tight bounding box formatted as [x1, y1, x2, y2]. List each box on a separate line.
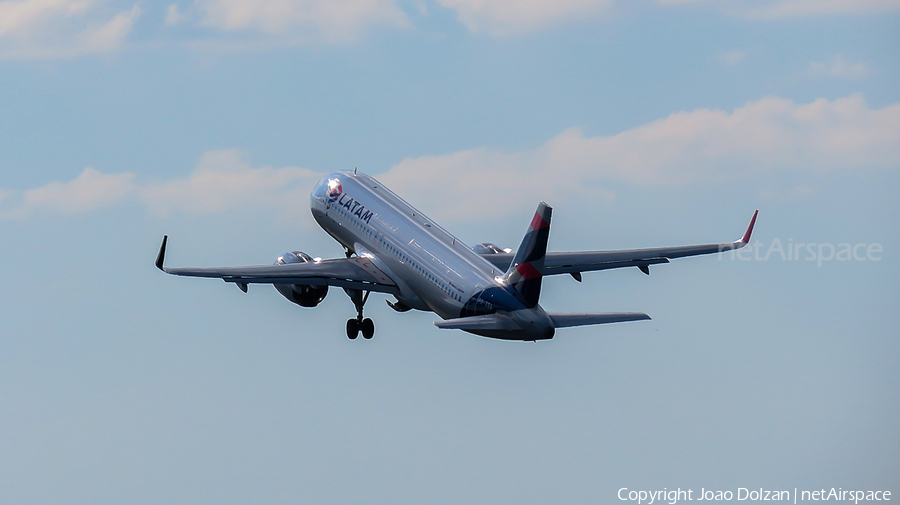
[309, 171, 551, 338]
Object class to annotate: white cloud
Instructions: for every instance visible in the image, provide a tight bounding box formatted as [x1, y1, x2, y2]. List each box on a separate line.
[0, 0, 90, 37]
[433, 0, 899, 36]
[746, 0, 900, 18]
[140, 149, 320, 217]
[0, 0, 141, 59]
[435, 0, 611, 36]
[4, 96, 898, 221]
[808, 54, 870, 80]
[380, 147, 617, 221]
[655, 0, 717, 4]
[23, 167, 136, 214]
[164, 3, 186, 26]
[379, 94, 900, 221]
[719, 50, 745, 66]
[1, 151, 320, 220]
[655, 0, 900, 19]
[1, 0, 895, 55]
[0, 168, 136, 218]
[195, 0, 409, 42]
[79, 3, 140, 52]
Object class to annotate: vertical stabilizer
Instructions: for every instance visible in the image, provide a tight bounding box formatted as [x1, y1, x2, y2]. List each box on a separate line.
[504, 202, 552, 307]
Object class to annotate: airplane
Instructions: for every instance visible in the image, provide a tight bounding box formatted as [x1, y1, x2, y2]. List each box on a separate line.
[155, 170, 757, 341]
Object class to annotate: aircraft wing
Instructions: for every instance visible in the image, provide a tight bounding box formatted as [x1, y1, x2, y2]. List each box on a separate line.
[155, 236, 400, 295]
[435, 312, 651, 331]
[480, 210, 758, 278]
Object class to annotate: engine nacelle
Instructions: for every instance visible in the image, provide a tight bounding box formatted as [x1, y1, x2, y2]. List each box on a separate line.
[471, 242, 512, 254]
[273, 251, 328, 307]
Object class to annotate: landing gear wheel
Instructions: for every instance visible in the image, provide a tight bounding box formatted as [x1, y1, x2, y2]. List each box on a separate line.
[344, 289, 375, 341]
[346, 318, 359, 339]
[361, 318, 375, 339]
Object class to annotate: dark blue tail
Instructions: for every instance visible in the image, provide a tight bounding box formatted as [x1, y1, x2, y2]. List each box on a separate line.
[503, 202, 552, 308]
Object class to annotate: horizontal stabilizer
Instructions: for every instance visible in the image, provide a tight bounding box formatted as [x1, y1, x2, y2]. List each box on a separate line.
[548, 312, 650, 328]
[434, 314, 521, 331]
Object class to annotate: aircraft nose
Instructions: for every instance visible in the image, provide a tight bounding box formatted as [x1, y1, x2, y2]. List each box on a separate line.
[311, 175, 329, 200]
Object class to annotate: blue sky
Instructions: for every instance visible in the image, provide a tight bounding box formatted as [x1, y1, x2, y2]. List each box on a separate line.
[1, 1, 898, 504]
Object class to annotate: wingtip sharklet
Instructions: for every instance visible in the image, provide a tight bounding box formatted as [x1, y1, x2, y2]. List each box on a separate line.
[740, 210, 759, 244]
[155, 235, 168, 271]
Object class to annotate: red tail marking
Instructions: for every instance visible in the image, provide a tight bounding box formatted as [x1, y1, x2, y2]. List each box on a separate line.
[530, 212, 549, 231]
[515, 262, 542, 280]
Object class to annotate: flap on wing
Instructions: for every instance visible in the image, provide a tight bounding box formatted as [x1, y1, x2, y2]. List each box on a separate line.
[548, 312, 651, 328]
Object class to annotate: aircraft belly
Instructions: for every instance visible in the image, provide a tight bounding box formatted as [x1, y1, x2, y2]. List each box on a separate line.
[427, 290, 466, 320]
[393, 267, 462, 318]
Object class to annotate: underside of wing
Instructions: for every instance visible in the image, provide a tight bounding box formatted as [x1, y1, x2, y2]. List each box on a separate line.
[434, 312, 651, 341]
[436, 312, 650, 330]
[155, 236, 399, 295]
[548, 312, 650, 327]
[480, 210, 758, 277]
[434, 314, 521, 331]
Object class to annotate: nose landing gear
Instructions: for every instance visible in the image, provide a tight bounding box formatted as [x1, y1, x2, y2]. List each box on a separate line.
[345, 289, 375, 339]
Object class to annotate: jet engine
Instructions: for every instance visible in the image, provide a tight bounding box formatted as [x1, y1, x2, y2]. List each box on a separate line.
[273, 251, 328, 307]
[471, 242, 512, 254]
